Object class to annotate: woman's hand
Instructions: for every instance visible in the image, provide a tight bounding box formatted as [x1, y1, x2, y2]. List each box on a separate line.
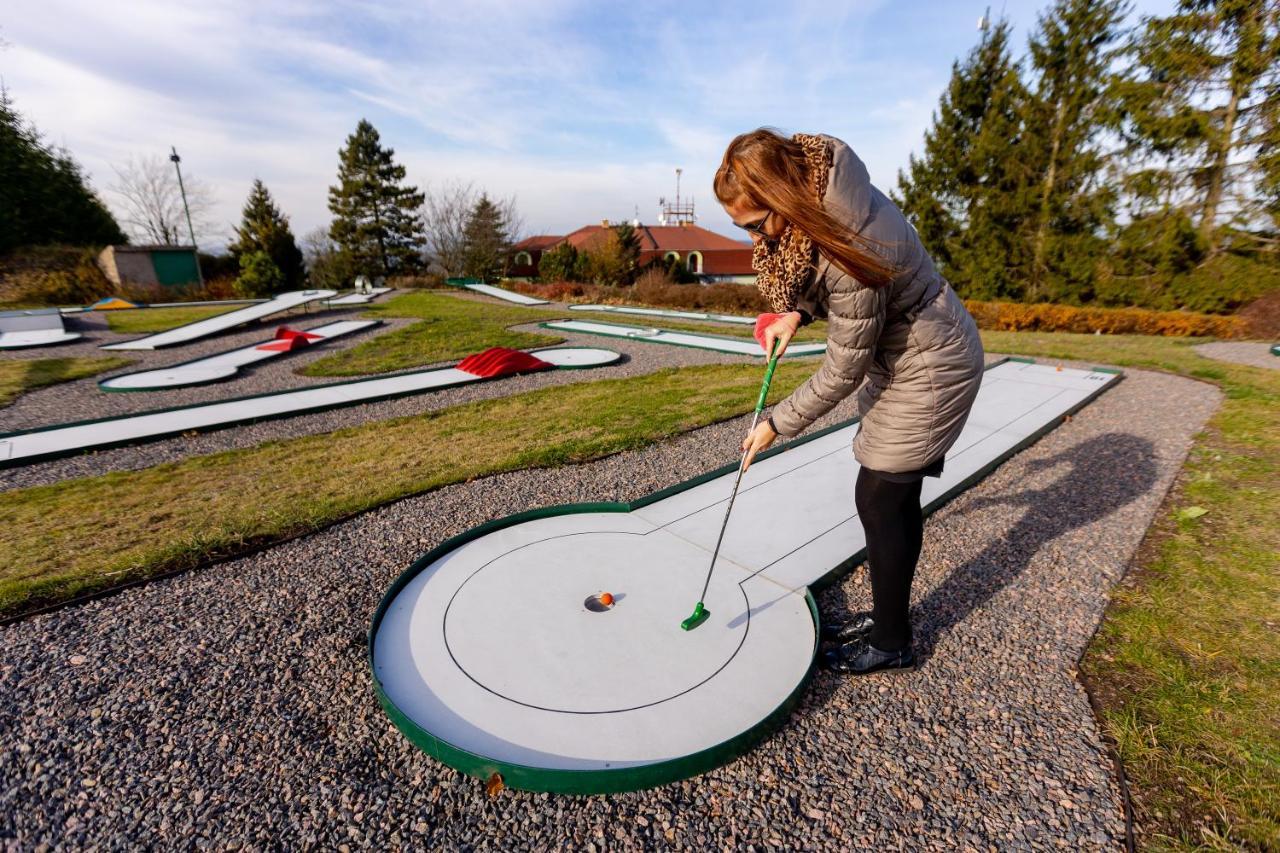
[760, 311, 802, 357]
[740, 419, 778, 471]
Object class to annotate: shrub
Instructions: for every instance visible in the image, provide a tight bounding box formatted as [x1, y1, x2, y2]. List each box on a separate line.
[963, 299, 1248, 338]
[234, 251, 284, 298]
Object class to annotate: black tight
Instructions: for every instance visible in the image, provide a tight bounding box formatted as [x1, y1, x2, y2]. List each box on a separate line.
[854, 467, 924, 651]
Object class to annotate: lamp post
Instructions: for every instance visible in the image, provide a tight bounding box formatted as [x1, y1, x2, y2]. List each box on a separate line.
[169, 146, 205, 286]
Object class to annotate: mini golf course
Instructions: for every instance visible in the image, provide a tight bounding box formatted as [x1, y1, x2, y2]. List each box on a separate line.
[370, 357, 1122, 794]
[0, 347, 621, 467]
[541, 319, 828, 357]
[98, 321, 381, 391]
[568, 305, 756, 325]
[0, 309, 82, 350]
[100, 290, 338, 350]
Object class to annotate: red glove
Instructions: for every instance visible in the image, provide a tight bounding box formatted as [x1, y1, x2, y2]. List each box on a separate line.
[754, 313, 787, 353]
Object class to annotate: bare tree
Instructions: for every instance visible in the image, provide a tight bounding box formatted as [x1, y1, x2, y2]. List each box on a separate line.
[422, 180, 525, 276]
[110, 153, 215, 246]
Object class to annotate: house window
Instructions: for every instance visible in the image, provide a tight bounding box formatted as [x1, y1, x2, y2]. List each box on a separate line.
[664, 251, 681, 265]
[514, 251, 532, 267]
[686, 251, 703, 274]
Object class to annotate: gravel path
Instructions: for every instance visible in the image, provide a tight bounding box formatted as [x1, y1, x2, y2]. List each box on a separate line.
[0, 303, 755, 492]
[1193, 340, 1279, 370]
[0, 359, 1220, 849]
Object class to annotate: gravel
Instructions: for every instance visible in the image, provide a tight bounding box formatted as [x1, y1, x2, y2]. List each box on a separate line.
[0, 302, 755, 492]
[1193, 340, 1279, 371]
[0, 352, 1221, 850]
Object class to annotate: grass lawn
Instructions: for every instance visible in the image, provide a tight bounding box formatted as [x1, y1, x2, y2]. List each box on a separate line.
[0, 356, 133, 407]
[104, 304, 249, 334]
[300, 289, 827, 377]
[980, 330, 1278, 850]
[0, 361, 812, 620]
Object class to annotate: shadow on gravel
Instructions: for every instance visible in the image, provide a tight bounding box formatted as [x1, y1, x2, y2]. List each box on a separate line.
[909, 432, 1158, 663]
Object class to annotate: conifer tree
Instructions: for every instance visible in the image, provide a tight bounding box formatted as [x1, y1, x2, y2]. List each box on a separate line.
[1117, 0, 1280, 253]
[1020, 0, 1128, 302]
[460, 194, 509, 281]
[893, 20, 1031, 300]
[0, 87, 125, 252]
[228, 179, 306, 291]
[327, 119, 425, 277]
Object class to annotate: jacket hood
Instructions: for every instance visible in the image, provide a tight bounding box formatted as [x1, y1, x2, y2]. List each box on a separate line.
[817, 135, 874, 231]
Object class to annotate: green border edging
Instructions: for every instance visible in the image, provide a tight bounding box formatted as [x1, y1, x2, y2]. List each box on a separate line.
[368, 502, 820, 795]
[539, 319, 826, 359]
[370, 355, 1124, 794]
[0, 347, 622, 469]
[97, 321, 385, 393]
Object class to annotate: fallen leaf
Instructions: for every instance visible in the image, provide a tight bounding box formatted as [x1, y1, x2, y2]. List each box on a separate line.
[485, 773, 504, 798]
[1178, 506, 1208, 521]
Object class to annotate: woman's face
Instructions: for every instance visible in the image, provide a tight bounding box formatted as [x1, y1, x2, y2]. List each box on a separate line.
[724, 198, 788, 244]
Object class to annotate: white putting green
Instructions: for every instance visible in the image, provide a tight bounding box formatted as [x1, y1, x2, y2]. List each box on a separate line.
[569, 304, 755, 325]
[99, 320, 380, 390]
[0, 309, 81, 349]
[464, 283, 549, 305]
[542, 318, 826, 357]
[0, 347, 621, 466]
[325, 288, 393, 306]
[101, 290, 338, 350]
[371, 359, 1122, 793]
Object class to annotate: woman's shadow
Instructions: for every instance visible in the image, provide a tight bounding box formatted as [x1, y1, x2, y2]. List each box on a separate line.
[819, 432, 1159, 667]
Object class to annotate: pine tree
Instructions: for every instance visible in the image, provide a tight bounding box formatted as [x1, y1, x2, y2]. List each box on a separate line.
[228, 179, 306, 291]
[893, 20, 1032, 300]
[1117, 0, 1280, 253]
[460, 194, 509, 281]
[1020, 0, 1128, 302]
[234, 250, 285, 298]
[0, 87, 125, 253]
[537, 243, 584, 282]
[327, 119, 425, 277]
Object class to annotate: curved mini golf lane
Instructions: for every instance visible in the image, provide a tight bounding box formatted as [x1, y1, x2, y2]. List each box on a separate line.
[99, 320, 381, 390]
[0, 348, 620, 467]
[100, 290, 338, 351]
[541, 319, 828, 357]
[371, 358, 1122, 794]
[568, 304, 756, 325]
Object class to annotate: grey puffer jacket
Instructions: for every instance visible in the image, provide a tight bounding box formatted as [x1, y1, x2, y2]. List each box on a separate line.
[769, 136, 985, 474]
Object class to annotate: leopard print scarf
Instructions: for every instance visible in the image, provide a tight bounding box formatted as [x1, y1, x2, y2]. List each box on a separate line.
[751, 133, 832, 312]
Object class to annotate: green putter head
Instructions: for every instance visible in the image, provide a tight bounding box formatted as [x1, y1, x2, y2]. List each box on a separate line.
[681, 601, 710, 631]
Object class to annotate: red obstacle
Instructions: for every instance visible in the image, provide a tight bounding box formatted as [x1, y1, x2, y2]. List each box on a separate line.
[256, 326, 324, 352]
[456, 347, 554, 378]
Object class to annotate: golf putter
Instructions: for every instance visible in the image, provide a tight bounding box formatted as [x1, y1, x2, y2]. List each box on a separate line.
[682, 338, 782, 631]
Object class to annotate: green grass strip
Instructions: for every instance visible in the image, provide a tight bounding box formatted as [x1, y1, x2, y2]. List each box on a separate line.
[0, 356, 133, 407]
[104, 305, 239, 334]
[981, 330, 1279, 850]
[0, 361, 810, 620]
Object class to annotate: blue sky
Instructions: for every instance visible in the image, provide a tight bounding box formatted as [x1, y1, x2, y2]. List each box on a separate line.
[2, 0, 1172, 249]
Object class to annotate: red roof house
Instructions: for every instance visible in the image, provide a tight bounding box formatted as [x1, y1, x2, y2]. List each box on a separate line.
[508, 222, 755, 283]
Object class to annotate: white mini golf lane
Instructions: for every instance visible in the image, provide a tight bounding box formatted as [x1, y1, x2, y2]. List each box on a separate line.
[371, 359, 1122, 792]
[464, 283, 548, 305]
[542, 318, 828, 357]
[324, 288, 393, 306]
[99, 320, 380, 390]
[0, 347, 621, 466]
[100, 290, 338, 350]
[568, 304, 755, 325]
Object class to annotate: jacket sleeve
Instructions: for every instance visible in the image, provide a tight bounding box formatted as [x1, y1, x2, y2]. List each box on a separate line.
[769, 270, 887, 438]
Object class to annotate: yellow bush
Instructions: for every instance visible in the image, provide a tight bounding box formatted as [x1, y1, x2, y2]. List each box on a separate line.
[963, 300, 1247, 339]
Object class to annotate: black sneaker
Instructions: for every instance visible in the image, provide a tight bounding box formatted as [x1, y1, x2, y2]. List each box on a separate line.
[822, 638, 915, 674]
[819, 611, 875, 644]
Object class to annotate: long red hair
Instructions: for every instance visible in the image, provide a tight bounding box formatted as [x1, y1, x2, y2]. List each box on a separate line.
[714, 129, 895, 286]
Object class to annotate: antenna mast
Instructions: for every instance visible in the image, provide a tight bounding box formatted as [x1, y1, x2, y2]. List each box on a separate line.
[658, 167, 697, 226]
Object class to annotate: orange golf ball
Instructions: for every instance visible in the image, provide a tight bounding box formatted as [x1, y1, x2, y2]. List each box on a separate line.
[599, 592, 614, 606]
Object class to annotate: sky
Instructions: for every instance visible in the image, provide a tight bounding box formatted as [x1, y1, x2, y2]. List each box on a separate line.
[1, 0, 1174, 250]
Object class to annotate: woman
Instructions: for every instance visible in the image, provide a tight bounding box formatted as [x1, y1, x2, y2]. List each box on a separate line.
[714, 129, 985, 675]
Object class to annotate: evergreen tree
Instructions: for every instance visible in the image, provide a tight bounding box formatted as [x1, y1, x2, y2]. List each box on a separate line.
[0, 87, 125, 253]
[228, 179, 306, 291]
[614, 223, 642, 284]
[893, 20, 1031, 300]
[234, 250, 285, 298]
[460, 194, 509, 281]
[1020, 0, 1128, 302]
[537, 243, 585, 282]
[1117, 0, 1280, 252]
[327, 119, 425, 277]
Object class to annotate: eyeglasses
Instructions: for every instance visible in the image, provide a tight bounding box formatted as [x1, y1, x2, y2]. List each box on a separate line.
[736, 210, 772, 237]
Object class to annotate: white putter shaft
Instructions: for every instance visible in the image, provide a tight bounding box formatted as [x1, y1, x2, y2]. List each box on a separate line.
[0, 347, 621, 466]
[569, 304, 755, 325]
[371, 359, 1121, 792]
[542, 318, 827, 357]
[101, 290, 337, 350]
[99, 320, 381, 390]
